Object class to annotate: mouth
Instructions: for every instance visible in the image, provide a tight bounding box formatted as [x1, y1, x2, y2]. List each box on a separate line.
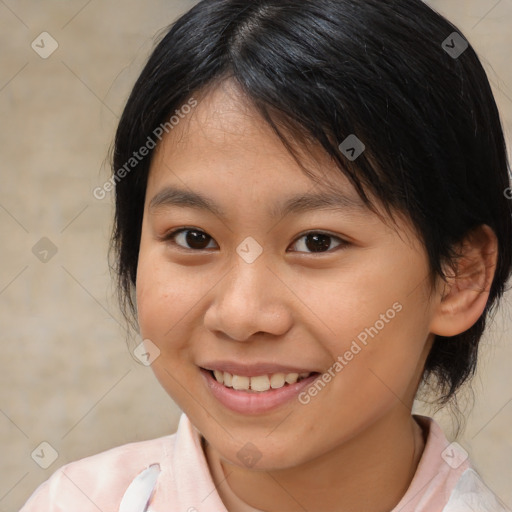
[199, 367, 321, 414]
[205, 368, 316, 392]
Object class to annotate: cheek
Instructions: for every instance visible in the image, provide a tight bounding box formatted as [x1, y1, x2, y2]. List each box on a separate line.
[136, 242, 180, 338]
[137, 266, 181, 337]
[300, 259, 432, 404]
[135, 244, 215, 347]
[336, 299, 430, 409]
[135, 247, 207, 407]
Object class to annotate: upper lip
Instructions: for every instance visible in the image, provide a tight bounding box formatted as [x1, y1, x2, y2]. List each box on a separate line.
[200, 361, 318, 376]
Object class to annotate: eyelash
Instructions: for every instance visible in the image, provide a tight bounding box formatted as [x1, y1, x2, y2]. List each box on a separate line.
[160, 227, 349, 254]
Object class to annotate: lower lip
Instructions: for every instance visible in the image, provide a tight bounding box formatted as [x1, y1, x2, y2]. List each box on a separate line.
[200, 368, 320, 415]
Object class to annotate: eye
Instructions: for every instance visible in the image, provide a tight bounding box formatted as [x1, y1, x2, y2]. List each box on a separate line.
[161, 227, 217, 251]
[160, 228, 348, 254]
[289, 231, 348, 254]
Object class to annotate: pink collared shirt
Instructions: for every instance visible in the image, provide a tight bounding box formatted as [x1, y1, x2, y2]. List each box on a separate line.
[20, 413, 508, 512]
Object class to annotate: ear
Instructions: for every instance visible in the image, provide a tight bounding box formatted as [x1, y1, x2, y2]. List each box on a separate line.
[429, 224, 498, 337]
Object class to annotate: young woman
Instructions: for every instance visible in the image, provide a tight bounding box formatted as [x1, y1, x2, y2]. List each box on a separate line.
[21, 0, 511, 510]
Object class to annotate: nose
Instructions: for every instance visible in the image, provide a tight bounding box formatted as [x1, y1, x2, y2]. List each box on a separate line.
[203, 255, 293, 342]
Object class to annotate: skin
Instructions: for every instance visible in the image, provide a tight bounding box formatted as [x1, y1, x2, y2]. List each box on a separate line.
[135, 80, 498, 512]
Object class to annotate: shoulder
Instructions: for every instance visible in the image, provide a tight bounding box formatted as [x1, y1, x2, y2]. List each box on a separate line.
[442, 468, 509, 512]
[20, 413, 226, 512]
[20, 432, 177, 511]
[392, 414, 472, 511]
[404, 415, 506, 512]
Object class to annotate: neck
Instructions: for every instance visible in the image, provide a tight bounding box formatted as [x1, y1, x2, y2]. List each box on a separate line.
[206, 410, 426, 512]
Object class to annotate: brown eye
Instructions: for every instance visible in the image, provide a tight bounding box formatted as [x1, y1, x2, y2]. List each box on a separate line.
[290, 232, 347, 254]
[163, 228, 217, 251]
[161, 228, 348, 254]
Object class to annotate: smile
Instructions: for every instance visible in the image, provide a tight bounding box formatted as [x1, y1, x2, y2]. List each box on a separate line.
[211, 369, 312, 392]
[200, 367, 321, 414]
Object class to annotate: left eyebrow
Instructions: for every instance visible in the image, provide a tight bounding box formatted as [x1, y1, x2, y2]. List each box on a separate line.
[148, 185, 368, 220]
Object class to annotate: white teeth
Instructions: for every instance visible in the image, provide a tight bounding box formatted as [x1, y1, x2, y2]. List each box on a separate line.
[251, 375, 270, 391]
[285, 373, 299, 384]
[223, 372, 232, 387]
[211, 370, 312, 391]
[232, 375, 250, 390]
[270, 373, 285, 388]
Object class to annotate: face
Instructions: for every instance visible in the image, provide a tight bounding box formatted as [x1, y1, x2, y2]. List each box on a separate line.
[136, 80, 439, 471]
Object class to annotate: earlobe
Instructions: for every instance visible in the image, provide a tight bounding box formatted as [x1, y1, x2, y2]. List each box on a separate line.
[429, 225, 498, 337]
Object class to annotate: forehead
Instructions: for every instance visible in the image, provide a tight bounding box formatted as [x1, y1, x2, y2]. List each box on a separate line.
[148, 80, 362, 203]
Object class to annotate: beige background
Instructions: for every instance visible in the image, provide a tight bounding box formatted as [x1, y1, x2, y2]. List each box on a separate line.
[0, 1, 511, 510]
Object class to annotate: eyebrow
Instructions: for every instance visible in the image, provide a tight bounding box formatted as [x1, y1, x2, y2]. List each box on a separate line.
[148, 185, 367, 220]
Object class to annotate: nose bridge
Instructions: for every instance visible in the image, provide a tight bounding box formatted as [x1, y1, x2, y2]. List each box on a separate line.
[224, 235, 273, 303]
[224, 249, 274, 313]
[204, 246, 291, 341]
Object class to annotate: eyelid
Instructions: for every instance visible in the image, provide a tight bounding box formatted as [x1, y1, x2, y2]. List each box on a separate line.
[159, 227, 350, 253]
[289, 230, 348, 253]
[159, 226, 218, 251]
